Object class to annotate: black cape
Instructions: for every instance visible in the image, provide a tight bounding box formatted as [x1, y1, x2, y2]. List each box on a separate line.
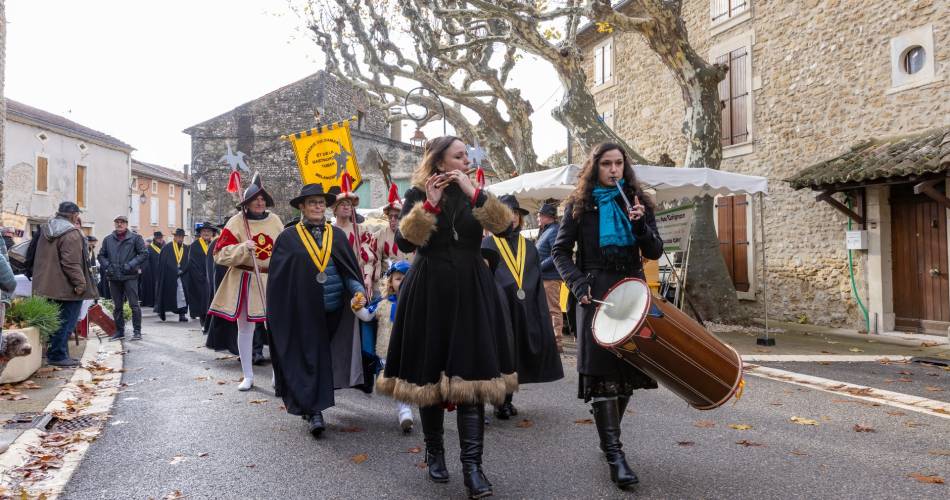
[154, 242, 189, 314]
[204, 238, 238, 352]
[267, 223, 365, 416]
[182, 240, 213, 319]
[139, 243, 162, 307]
[482, 233, 564, 384]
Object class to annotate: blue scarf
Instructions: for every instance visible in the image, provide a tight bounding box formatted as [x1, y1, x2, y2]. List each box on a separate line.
[592, 180, 636, 248]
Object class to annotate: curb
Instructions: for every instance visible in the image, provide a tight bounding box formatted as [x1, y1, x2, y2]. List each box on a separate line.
[0, 337, 125, 497]
[751, 319, 949, 348]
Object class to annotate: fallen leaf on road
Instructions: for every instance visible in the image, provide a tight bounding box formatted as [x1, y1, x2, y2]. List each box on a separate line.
[885, 410, 906, 416]
[904, 421, 928, 428]
[694, 420, 716, 428]
[896, 378, 913, 383]
[790, 417, 818, 426]
[728, 424, 753, 430]
[848, 347, 864, 353]
[677, 441, 695, 447]
[197, 452, 209, 458]
[770, 402, 784, 406]
[194, 376, 209, 382]
[818, 361, 832, 365]
[16, 381, 41, 390]
[215, 355, 237, 361]
[516, 419, 534, 428]
[935, 408, 950, 416]
[897, 370, 913, 375]
[574, 418, 594, 425]
[853, 424, 876, 433]
[820, 350, 834, 354]
[754, 348, 771, 353]
[351, 453, 369, 464]
[339, 426, 364, 433]
[416, 461, 428, 469]
[790, 450, 808, 456]
[927, 449, 950, 457]
[843, 387, 874, 397]
[920, 342, 941, 348]
[169, 455, 188, 465]
[907, 473, 944, 484]
[736, 440, 764, 447]
[248, 399, 268, 405]
[407, 447, 421, 454]
[924, 386, 944, 392]
[216, 380, 226, 385]
[245, 464, 256, 468]
[162, 490, 186, 500]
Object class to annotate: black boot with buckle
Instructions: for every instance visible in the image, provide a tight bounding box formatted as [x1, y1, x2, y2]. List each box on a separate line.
[592, 400, 639, 489]
[420, 405, 449, 483]
[458, 404, 493, 498]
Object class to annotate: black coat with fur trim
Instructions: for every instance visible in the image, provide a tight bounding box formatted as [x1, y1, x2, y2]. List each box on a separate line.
[267, 223, 366, 416]
[378, 184, 518, 407]
[482, 232, 564, 385]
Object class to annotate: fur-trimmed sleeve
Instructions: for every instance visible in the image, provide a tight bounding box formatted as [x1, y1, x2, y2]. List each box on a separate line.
[395, 188, 436, 252]
[472, 193, 514, 235]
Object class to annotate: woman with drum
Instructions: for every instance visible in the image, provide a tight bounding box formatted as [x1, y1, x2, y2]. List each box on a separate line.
[377, 136, 517, 499]
[552, 142, 664, 490]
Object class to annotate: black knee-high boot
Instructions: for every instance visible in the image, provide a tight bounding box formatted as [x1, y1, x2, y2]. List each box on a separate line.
[592, 400, 639, 489]
[458, 404, 492, 498]
[419, 405, 449, 483]
[617, 395, 630, 422]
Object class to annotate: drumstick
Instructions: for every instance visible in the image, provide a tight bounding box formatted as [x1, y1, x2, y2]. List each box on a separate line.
[591, 298, 615, 307]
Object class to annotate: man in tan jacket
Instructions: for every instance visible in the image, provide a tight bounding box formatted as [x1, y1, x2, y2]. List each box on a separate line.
[32, 202, 98, 366]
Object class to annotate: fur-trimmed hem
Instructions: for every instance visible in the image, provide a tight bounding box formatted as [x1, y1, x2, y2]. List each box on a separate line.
[473, 194, 514, 235]
[398, 204, 437, 247]
[377, 371, 519, 406]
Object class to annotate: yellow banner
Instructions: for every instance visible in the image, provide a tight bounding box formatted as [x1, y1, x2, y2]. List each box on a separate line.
[282, 118, 362, 192]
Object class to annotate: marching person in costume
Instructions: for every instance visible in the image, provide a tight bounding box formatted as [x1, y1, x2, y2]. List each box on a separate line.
[267, 183, 368, 438]
[481, 195, 563, 420]
[208, 174, 283, 391]
[182, 222, 219, 328]
[139, 231, 164, 308]
[552, 143, 664, 490]
[371, 183, 413, 284]
[353, 259, 414, 433]
[153, 228, 189, 322]
[331, 173, 377, 294]
[377, 136, 516, 499]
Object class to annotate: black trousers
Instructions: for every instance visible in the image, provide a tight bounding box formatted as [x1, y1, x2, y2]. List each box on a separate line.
[109, 279, 142, 334]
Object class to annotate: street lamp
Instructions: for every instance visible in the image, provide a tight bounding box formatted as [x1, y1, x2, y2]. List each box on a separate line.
[409, 128, 428, 151]
[403, 86, 447, 137]
[195, 175, 208, 192]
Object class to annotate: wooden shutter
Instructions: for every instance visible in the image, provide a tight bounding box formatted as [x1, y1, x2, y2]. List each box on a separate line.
[717, 54, 732, 146]
[712, 0, 729, 22]
[716, 195, 750, 292]
[36, 156, 49, 192]
[719, 48, 750, 146]
[594, 46, 604, 85]
[76, 165, 87, 207]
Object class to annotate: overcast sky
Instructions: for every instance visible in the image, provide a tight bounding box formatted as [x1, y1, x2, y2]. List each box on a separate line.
[6, 0, 566, 173]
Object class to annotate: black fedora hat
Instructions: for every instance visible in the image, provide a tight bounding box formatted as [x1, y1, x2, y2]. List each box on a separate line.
[236, 173, 275, 209]
[538, 202, 558, 218]
[195, 221, 220, 234]
[173, 228, 186, 237]
[290, 183, 337, 209]
[498, 194, 529, 216]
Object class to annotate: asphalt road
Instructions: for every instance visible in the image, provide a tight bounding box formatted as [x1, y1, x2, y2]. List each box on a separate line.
[61, 316, 950, 499]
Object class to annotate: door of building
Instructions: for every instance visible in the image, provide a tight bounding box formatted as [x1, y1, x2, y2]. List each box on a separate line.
[716, 195, 750, 292]
[891, 184, 950, 334]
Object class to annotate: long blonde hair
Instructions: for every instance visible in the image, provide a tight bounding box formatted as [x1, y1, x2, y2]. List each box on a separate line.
[410, 136, 464, 188]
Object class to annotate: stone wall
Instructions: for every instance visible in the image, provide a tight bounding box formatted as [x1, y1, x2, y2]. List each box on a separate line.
[185, 72, 419, 223]
[580, 0, 949, 328]
[1, 0, 6, 211]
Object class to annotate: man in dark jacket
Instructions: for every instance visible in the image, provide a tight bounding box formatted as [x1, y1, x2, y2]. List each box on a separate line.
[534, 202, 564, 351]
[32, 202, 98, 366]
[98, 215, 147, 341]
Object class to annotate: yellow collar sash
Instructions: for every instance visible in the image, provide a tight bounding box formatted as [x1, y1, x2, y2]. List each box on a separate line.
[172, 242, 184, 265]
[296, 222, 333, 282]
[493, 234, 526, 299]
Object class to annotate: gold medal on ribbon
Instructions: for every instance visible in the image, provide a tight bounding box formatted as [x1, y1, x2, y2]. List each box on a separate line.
[296, 222, 333, 284]
[493, 234, 526, 300]
[173, 242, 184, 265]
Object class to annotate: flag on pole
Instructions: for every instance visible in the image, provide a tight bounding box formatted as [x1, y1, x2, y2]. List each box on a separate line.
[281, 117, 362, 192]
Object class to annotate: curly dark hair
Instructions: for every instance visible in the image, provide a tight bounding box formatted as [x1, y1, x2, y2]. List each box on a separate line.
[566, 143, 653, 218]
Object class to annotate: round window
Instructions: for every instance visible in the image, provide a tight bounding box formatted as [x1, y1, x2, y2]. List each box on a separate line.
[902, 46, 926, 75]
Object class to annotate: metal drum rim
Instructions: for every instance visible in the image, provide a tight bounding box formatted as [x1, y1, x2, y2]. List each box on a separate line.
[591, 277, 651, 348]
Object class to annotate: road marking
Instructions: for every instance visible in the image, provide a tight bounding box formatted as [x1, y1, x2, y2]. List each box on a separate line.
[744, 364, 950, 420]
[742, 355, 914, 362]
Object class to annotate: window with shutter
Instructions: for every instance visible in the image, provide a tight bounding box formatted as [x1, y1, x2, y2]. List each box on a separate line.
[593, 38, 614, 88]
[169, 184, 175, 198]
[168, 201, 176, 228]
[130, 195, 140, 227]
[716, 195, 750, 292]
[150, 197, 159, 226]
[711, 0, 749, 23]
[719, 47, 750, 147]
[36, 155, 49, 192]
[77, 165, 87, 207]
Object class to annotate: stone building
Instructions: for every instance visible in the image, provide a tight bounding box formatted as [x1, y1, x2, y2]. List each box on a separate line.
[577, 1, 948, 332]
[130, 159, 189, 241]
[183, 72, 420, 223]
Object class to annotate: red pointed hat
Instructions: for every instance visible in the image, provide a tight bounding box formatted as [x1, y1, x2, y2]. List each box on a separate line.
[383, 183, 403, 214]
[331, 172, 360, 207]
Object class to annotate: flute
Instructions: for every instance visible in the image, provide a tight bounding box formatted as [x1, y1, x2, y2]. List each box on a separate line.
[613, 176, 633, 211]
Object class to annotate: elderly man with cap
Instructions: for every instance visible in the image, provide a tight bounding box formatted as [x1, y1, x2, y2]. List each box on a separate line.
[139, 231, 164, 308]
[268, 183, 367, 438]
[98, 214, 148, 341]
[154, 228, 190, 323]
[535, 202, 565, 351]
[31, 202, 98, 366]
[209, 174, 283, 391]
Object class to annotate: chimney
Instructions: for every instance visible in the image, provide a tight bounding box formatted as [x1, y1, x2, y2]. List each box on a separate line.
[390, 119, 403, 142]
[183, 163, 190, 179]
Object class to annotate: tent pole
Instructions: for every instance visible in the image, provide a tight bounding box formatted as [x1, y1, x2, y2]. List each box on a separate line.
[756, 192, 774, 346]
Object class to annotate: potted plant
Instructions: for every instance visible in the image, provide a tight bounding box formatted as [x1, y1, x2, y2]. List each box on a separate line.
[1, 297, 61, 383]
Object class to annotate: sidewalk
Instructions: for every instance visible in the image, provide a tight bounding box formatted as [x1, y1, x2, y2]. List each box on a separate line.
[0, 339, 91, 454]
